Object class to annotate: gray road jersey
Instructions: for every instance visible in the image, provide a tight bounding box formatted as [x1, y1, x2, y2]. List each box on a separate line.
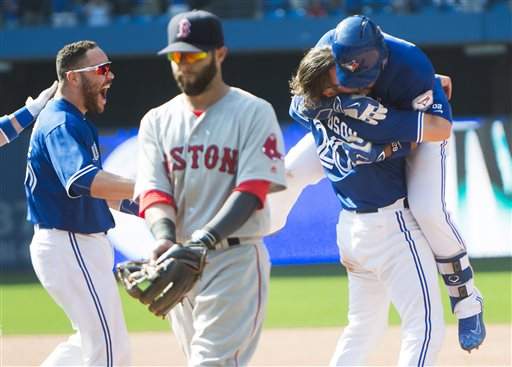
[135, 87, 286, 241]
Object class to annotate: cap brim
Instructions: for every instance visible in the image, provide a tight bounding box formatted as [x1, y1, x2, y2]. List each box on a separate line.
[157, 42, 214, 55]
[335, 62, 380, 89]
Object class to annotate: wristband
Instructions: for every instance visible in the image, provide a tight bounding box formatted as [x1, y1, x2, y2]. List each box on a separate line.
[150, 218, 176, 242]
[190, 228, 220, 250]
[119, 199, 139, 216]
[0, 115, 19, 142]
[12, 106, 35, 129]
[390, 141, 412, 159]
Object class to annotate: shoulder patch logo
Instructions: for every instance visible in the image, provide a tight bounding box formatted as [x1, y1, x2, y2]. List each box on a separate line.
[262, 134, 283, 161]
[177, 19, 191, 39]
[412, 90, 433, 111]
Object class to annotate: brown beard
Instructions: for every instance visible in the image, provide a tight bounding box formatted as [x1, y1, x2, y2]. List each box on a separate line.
[174, 55, 217, 96]
[81, 75, 104, 114]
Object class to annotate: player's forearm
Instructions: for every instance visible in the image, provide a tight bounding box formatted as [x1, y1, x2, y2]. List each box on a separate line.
[90, 170, 134, 200]
[421, 115, 451, 142]
[145, 203, 177, 241]
[0, 109, 34, 146]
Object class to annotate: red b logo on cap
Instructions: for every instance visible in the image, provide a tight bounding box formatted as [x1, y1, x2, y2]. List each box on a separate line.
[177, 18, 191, 38]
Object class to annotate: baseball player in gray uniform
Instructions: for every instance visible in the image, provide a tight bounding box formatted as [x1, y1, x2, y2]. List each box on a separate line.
[0, 82, 57, 147]
[134, 10, 286, 366]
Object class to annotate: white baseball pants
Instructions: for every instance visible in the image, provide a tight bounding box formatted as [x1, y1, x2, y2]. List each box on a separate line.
[330, 204, 445, 366]
[169, 242, 270, 367]
[30, 228, 131, 366]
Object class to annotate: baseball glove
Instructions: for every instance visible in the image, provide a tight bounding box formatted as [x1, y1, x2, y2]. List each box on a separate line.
[116, 244, 207, 317]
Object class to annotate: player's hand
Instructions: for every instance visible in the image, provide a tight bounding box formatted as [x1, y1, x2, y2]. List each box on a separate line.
[341, 135, 386, 166]
[335, 94, 388, 125]
[151, 239, 175, 262]
[435, 74, 452, 100]
[25, 81, 58, 118]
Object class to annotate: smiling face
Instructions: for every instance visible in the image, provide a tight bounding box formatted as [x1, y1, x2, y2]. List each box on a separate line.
[74, 47, 114, 114]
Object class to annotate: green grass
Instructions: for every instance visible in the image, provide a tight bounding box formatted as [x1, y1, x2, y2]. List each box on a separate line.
[1, 259, 511, 335]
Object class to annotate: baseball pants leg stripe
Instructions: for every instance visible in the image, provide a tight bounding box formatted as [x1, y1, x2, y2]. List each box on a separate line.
[396, 211, 432, 367]
[440, 140, 466, 249]
[69, 232, 113, 367]
[251, 245, 263, 337]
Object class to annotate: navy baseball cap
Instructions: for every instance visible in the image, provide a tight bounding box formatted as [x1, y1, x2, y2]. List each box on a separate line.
[158, 10, 224, 55]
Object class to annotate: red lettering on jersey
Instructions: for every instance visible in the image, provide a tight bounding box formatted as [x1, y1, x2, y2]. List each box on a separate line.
[219, 148, 238, 174]
[188, 145, 204, 169]
[262, 134, 283, 160]
[170, 147, 186, 171]
[204, 145, 219, 169]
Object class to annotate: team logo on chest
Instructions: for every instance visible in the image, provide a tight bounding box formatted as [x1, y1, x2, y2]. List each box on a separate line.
[91, 143, 100, 162]
[262, 134, 283, 160]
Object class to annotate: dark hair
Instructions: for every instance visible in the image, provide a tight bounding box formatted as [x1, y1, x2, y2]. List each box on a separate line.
[289, 47, 335, 108]
[56, 40, 98, 81]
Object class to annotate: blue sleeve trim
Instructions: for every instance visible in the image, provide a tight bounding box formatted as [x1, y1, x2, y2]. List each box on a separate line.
[0, 115, 19, 142]
[66, 165, 100, 198]
[13, 106, 35, 128]
[417, 112, 424, 143]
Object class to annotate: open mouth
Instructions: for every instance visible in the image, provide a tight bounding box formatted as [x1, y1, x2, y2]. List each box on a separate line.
[100, 85, 110, 102]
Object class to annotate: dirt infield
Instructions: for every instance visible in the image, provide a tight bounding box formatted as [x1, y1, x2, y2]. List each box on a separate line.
[2, 325, 510, 366]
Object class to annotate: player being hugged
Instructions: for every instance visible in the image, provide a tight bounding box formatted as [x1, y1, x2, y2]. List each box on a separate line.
[129, 10, 286, 366]
[25, 40, 137, 366]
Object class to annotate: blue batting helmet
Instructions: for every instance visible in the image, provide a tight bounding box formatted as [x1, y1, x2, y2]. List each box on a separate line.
[331, 15, 388, 89]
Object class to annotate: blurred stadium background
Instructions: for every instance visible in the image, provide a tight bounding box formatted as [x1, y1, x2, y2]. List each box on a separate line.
[0, 0, 511, 270]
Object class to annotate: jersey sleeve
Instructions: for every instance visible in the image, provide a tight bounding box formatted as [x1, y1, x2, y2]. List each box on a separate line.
[236, 100, 287, 193]
[336, 104, 424, 144]
[44, 120, 100, 198]
[134, 109, 174, 202]
[425, 77, 452, 122]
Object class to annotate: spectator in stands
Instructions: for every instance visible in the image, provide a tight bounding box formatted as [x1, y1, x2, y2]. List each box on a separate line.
[307, 0, 328, 16]
[1, 0, 20, 28]
[19, 0, 50, 26]
[51, 0, 79, 27]
[83, 0, 112, 26]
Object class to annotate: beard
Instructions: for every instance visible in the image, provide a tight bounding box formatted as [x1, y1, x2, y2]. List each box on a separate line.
[174, 55, 217, 96]
[81, 76, 105, 114]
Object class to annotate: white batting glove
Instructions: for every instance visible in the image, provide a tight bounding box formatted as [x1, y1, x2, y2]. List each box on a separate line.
[336, 94, 388, 125]
[25, 81, 58, 118]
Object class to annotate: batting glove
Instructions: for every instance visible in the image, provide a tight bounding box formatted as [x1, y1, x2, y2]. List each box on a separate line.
[335, 94, 388, 125]
[25, 81, 58, 118]
[341, 135, 386, 166]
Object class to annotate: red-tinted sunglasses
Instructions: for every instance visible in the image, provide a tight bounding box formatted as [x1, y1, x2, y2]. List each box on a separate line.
[67, 61, 112, 76]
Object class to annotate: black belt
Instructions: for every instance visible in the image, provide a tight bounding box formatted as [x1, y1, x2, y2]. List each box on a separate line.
[355, 198, 409, 214]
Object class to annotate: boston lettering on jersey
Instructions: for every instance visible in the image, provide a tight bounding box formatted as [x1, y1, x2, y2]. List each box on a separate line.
[166, 144, 238, 173]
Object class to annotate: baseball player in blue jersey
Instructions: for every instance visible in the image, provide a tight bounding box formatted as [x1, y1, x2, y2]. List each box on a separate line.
[25, 40, 135, 366]
[288, 44, 449, 366]
[295, 15, 485, 355]
[0, 82, 57, 147]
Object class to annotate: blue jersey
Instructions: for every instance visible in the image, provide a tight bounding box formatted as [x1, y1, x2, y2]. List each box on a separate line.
[25, 99, 115, 233]
[290, 32, 453, 211]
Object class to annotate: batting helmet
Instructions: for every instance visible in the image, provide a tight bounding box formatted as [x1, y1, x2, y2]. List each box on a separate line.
[331, 15, 388, 89]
